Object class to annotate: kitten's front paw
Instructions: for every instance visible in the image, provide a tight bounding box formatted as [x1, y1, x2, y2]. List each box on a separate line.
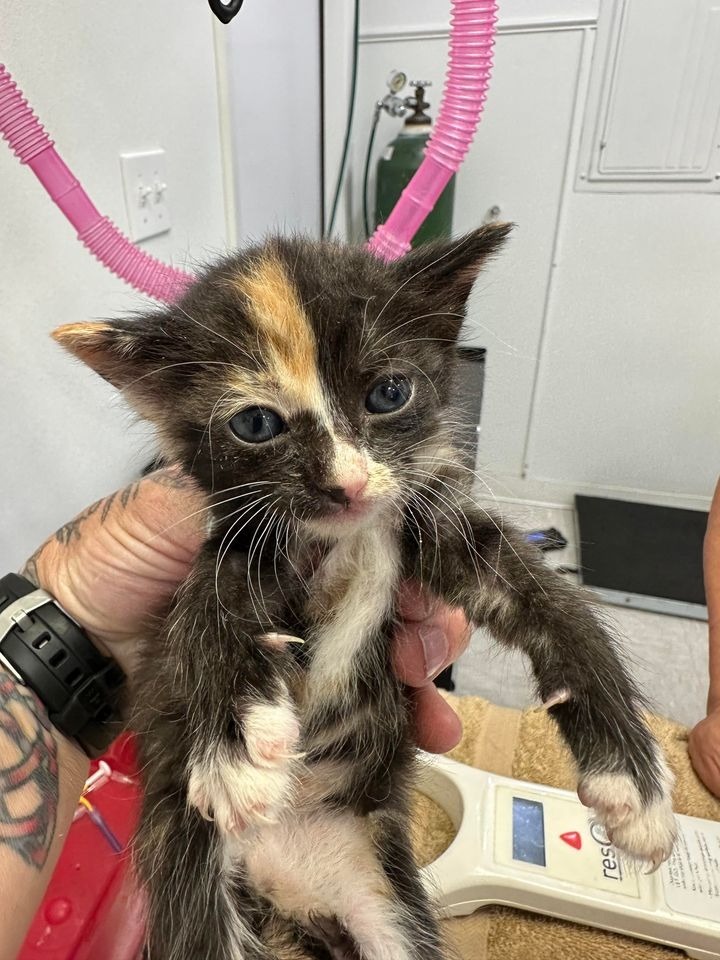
[187, 698, 301, 834]
[578, 770, 677, 869]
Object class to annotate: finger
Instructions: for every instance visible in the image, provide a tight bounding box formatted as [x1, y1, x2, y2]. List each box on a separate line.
[410, 683, 463, 754]
[692, 754, 720, 798]
[397, 580, 434, 622]
[130, 468, 208, 556]
[688, 738, 720, 798]
[393, 606, 471, 687]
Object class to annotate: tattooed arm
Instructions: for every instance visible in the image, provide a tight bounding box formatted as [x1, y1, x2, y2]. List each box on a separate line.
[0, 674, 89, 960]
[2, 467, 470, 956]
[1, 468, 206, 959]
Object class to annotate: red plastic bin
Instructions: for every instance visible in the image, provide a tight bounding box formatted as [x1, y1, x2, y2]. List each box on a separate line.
[19, 734, 145, 960]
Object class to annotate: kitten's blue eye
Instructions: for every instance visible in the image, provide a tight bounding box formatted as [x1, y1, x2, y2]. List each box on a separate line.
[366, 375, 413, 414]
[229, 407, 285, 443]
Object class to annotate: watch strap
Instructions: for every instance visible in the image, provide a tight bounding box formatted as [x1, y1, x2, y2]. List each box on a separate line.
[0, 573, 125, 757]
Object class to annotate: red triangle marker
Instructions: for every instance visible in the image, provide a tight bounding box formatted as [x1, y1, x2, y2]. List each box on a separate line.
[560, 831, 582, 850]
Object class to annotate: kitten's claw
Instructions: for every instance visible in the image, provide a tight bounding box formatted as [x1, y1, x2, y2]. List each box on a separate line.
[542, 688, 572, 710]
[578, 769, 677, 865]
[187, 697, 301, 834]
[644, 853, 666, 875]
[259, 631, 305, 647]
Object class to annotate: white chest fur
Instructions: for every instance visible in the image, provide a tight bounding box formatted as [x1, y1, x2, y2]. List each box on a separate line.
[307, 525, 400, 699]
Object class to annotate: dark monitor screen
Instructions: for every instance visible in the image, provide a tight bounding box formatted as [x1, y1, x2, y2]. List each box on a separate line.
[576, 495, 707, 606]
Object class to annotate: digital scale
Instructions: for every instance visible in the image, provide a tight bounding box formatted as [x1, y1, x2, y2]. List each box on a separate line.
[419, 754, 720, 959]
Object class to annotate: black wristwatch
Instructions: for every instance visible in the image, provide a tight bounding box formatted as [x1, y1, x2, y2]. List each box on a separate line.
[0, 573, 125, 757]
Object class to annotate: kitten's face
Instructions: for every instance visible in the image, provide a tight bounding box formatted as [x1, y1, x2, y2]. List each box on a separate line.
[54, 227, 509, 538]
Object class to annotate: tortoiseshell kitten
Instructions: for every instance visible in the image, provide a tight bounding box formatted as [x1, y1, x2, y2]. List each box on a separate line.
[55, 225, 676, 960]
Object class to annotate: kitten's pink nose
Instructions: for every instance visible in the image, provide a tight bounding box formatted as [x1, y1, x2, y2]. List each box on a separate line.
[327, 443, 369, 507]
[321, 473, 368, 509]
[337, 472, 368, 503]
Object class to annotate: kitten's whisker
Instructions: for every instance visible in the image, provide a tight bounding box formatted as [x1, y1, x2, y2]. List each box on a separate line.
[366, 314, 460, 357]
[213, 496, 275, 617]
[413, 490, 458, 582]
[406, 473, 515, 592]
[375, 336, 457, 350]
[271, 514, 293, 608]
[411, 455, 546, 596]
[358, 295, 375, 361]
[214, 496, 274, 567]
[204, 388, 237, 493]
[403, 491, 443, 589]
[244, 509, 270, 625]
[377, 310, 520, 355]
[143, 482, 277, 545]
[412, 485, 490, 593]
[390, 497, 436, 587]
[367, 313, 437, 351]
[249, 502, 282, 625]
[245, 498, 281, 626]
[279, 498, 312, 596]
[123, 360, 239, 391]
[409, 471, 500, 587]
[174, 303, 246, 356]
[417, 472, 525, 601]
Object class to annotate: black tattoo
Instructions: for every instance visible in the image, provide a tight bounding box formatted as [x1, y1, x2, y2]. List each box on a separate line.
[120, 480, 142, 507]
[54, 481, 143, 546]
[54, 498, 105, 546]
[147, 466, 197, 491]
[0, 673, 58, 869]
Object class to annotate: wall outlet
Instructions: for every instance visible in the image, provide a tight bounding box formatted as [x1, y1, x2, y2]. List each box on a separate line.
[120, 149, 172, 242]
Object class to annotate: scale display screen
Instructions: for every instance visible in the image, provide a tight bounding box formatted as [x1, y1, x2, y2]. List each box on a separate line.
[512, 796, 547, 866]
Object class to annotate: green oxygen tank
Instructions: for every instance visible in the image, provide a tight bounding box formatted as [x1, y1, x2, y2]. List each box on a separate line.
[374, 82, 455, 246]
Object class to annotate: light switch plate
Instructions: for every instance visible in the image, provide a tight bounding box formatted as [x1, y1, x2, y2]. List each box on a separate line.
[120, 149, 172, 242]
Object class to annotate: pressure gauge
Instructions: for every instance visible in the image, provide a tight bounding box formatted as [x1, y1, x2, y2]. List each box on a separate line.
[386, 70, 408, 94]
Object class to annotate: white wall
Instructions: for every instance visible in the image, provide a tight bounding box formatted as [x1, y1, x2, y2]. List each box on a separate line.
[325, 0, 719, 510]
[1, 0, 228, 569]
[224, 0, 323, 242]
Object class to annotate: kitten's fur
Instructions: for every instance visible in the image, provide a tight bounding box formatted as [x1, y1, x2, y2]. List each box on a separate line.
[55, 226, 677, 960]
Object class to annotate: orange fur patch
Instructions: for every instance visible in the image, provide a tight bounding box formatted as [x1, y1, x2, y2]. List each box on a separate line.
[231, 257, 327, 419]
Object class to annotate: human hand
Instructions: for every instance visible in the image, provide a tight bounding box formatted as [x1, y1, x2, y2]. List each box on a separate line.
[23, 467, 207, 677]
[24, 470, 469, 751]
[393, 582, 471, 753]
[688, 705, 720, 797]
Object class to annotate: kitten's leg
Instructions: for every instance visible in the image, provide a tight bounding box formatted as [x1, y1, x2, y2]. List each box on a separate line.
[187, 691, 302, 833]
[241, 808, 444, 960]
[406, 490, 676, 866]
[134, 789, 270, 960]
[372, 807, 445, 960]
[133, 540, 302, 957]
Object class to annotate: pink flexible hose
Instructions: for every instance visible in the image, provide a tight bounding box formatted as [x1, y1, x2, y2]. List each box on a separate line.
[367, 0, 498, 262]
[1, 0, 496, 297]
[0, 63, 193, 303]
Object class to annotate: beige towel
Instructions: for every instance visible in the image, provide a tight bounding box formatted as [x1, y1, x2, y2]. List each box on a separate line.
[410, 695, 720, 960]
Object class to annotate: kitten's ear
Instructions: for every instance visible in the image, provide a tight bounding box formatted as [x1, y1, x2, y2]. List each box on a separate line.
[393, 222, 512, 314]
[52, 317, 171, 411]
